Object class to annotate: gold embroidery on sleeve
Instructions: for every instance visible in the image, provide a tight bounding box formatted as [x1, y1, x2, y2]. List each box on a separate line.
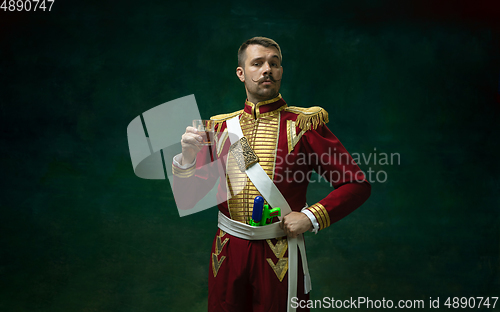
[172, 163, 195, 178]
[307, 203, 331, 230]
[309, 206, 326, 230]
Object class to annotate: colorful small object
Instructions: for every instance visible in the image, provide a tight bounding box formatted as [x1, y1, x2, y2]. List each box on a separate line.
[249, 196, 281, 226]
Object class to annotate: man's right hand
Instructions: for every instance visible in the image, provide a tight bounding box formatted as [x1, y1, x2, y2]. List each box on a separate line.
[180, 126, 204, 165]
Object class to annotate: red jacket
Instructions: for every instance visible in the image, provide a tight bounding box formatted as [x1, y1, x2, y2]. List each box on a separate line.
[172, 94, 371, 231]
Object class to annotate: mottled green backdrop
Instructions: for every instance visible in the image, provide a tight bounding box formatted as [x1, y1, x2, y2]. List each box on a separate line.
[1, 0, 499, 311]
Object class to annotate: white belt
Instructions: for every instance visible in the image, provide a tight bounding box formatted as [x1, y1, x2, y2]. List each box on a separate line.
[218, 211, 312, 311]
[218, 211, 285, 240]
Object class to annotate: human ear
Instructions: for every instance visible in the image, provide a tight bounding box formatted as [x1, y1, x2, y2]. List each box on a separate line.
[236, 67, 245, 82]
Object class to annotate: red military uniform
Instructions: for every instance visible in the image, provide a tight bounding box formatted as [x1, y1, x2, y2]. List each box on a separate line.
[172, 94, 371, 312]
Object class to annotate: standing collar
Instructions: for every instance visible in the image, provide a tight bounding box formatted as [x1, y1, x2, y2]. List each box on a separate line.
[243, 94, 287, 119]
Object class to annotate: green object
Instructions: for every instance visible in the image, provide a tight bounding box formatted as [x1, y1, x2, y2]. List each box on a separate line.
[249, 204, 281, 226]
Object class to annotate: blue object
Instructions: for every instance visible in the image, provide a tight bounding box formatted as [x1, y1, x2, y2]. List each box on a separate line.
[249, 196, 281, 226]
[251, 196, 264, 223]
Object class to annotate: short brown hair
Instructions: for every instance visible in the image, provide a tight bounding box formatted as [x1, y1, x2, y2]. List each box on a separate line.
[237, 37, 282, 67]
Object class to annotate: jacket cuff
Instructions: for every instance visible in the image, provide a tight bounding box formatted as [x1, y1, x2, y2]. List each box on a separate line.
[172, 153, 196, 178]
[305, 203, 331, 231]
[301, 208, 319, 234]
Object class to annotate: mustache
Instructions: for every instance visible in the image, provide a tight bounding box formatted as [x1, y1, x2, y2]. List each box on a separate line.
[251, 75, 281, 83]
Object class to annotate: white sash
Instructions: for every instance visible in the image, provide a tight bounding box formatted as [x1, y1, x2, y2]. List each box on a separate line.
[225, 116, 312, 312]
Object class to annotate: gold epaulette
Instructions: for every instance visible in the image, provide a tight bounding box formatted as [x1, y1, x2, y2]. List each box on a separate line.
[285, 106, 329, 131]
[210, 109, 244, 132]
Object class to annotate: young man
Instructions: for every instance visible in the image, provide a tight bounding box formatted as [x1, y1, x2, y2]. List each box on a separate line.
[172, 37, 371, 312]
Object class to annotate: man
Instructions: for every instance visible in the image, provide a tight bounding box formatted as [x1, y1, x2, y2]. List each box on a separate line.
[172, 37, 371, 312]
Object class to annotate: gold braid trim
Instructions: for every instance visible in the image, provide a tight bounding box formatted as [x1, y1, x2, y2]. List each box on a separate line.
[172, 163, 195, 178]
[306, 203, 331, 230]
[210, 109, 244, 132]
[285, 106, 329, 131]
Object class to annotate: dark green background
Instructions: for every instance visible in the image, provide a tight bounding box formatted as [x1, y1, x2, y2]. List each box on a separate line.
[1, 0, 499, 311]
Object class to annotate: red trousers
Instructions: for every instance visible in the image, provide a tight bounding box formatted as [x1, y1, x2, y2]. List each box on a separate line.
[208, 228, 310, 312]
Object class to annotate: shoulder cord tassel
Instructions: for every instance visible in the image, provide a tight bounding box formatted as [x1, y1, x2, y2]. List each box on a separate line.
[294, 108, 329, 131]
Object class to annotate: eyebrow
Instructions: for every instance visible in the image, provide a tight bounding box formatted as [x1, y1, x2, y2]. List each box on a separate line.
[250, 55, 280, 63]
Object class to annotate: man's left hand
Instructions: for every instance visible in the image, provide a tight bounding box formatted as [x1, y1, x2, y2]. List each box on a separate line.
[280, 212, 312, 238]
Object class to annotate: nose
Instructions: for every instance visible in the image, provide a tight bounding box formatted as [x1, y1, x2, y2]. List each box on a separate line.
[262, 62, 272, 76]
